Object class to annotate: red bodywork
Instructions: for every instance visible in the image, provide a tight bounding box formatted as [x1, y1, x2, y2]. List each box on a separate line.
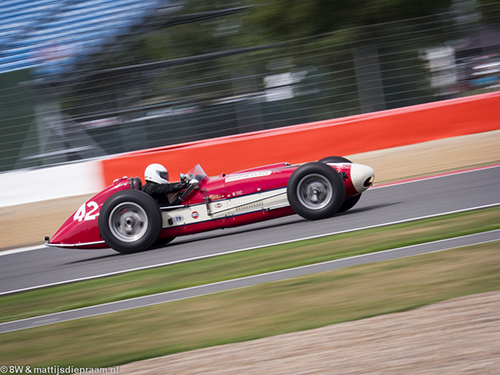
[48, 162, 360, 249]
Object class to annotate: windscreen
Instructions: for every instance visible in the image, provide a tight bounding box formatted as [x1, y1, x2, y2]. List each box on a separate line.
[184, 164, 207, 184]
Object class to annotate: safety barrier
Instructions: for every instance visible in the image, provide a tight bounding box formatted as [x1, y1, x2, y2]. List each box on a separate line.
[1, 91, 498, 208]
[101, 91, 500, 186]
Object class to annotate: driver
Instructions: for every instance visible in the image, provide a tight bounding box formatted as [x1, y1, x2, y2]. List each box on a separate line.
[142, 163, 188, 206]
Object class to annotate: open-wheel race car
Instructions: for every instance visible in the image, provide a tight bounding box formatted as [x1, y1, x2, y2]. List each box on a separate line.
[46, 157, 374, 254]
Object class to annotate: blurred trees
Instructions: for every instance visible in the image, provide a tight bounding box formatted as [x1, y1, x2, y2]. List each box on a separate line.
[48, 0, 500, 166]
[136, 0, 456, 61]
[130, 0, 500, 63]
[245, 0, 453, 40]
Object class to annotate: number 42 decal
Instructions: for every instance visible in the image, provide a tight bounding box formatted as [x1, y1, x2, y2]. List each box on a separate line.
[74, 201, 99, 222]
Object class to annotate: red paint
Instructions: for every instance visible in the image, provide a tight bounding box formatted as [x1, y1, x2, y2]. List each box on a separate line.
[49, 178, 130, 248]
[49, 163, 364, 250]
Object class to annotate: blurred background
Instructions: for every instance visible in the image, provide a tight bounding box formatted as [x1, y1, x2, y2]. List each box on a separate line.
[1, 0, 499, 173]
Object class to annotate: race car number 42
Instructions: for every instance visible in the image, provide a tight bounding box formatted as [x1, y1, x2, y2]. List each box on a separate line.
[74, 201, 99, 222]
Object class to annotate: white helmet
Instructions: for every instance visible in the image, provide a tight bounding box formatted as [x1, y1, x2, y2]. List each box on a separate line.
[145, 163, 169, 184]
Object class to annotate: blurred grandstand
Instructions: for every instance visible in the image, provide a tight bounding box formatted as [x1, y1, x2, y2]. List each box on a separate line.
[0, 0, 182, 76]
[0, 1, 499, 173]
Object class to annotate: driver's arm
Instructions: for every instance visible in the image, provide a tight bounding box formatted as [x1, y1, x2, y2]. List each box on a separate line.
[143, 181, 188, 195]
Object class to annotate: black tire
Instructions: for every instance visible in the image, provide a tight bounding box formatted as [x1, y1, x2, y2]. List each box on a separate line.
[318, 156, 352, 164]
[287, 162, 345, 220]
[319, 156, 362, 213]
[98, 190, 162, 254]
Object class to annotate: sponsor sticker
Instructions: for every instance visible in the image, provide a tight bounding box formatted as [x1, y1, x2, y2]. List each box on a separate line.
[172, 215, 184, 223]
[191, 211, 200, 219]
[225, 171, 272, 182]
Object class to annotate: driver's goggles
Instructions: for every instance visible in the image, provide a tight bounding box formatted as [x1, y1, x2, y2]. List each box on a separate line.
[158, 171, 169, 180]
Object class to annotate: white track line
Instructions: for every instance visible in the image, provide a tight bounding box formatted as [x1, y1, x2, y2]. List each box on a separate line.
[1, 202, 499, 296]
[1, 229, 499, 333]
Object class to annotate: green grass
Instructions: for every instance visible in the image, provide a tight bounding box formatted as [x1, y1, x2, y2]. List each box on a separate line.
[1, 241, 500, 369]
[1, 206, 499, 324]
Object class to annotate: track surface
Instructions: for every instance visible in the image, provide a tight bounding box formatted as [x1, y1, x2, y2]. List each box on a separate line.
[1, 229, 499, 334]
[1, 166, 499, 295]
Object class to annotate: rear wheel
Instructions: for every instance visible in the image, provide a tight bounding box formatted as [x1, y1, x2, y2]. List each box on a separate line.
[98, 190, 162, 254]
[287, 162, 345, 220]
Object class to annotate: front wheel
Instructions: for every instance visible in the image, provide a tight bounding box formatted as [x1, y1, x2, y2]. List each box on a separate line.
[287, 162, 345, 220]
[318, 156, 352, 164]
[98, 190, 162, 254]
[319, 156, 363, 213]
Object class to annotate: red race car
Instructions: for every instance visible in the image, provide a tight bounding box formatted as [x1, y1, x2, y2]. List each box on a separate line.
[46, 156, 374, 254]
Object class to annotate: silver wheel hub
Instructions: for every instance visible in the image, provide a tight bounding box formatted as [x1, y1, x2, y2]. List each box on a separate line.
[297, 174, 333, 210]
[109, 202, 148, 243]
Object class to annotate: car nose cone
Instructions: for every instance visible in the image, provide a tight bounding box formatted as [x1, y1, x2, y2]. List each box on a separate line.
[350, 163, 375, 193]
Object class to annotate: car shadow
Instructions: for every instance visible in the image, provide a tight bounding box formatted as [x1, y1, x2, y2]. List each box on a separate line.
[335, 201, 403, 216]
[64, 251, 121, 264]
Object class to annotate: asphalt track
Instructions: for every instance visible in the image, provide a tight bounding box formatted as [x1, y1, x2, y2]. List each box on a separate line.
[0, 166, 499, 333]
[1, 165, 499, 297]
[1, 229, 499, 334]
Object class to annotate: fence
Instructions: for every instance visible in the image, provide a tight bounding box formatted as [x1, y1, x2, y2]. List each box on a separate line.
[1, 2, 500, 173]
